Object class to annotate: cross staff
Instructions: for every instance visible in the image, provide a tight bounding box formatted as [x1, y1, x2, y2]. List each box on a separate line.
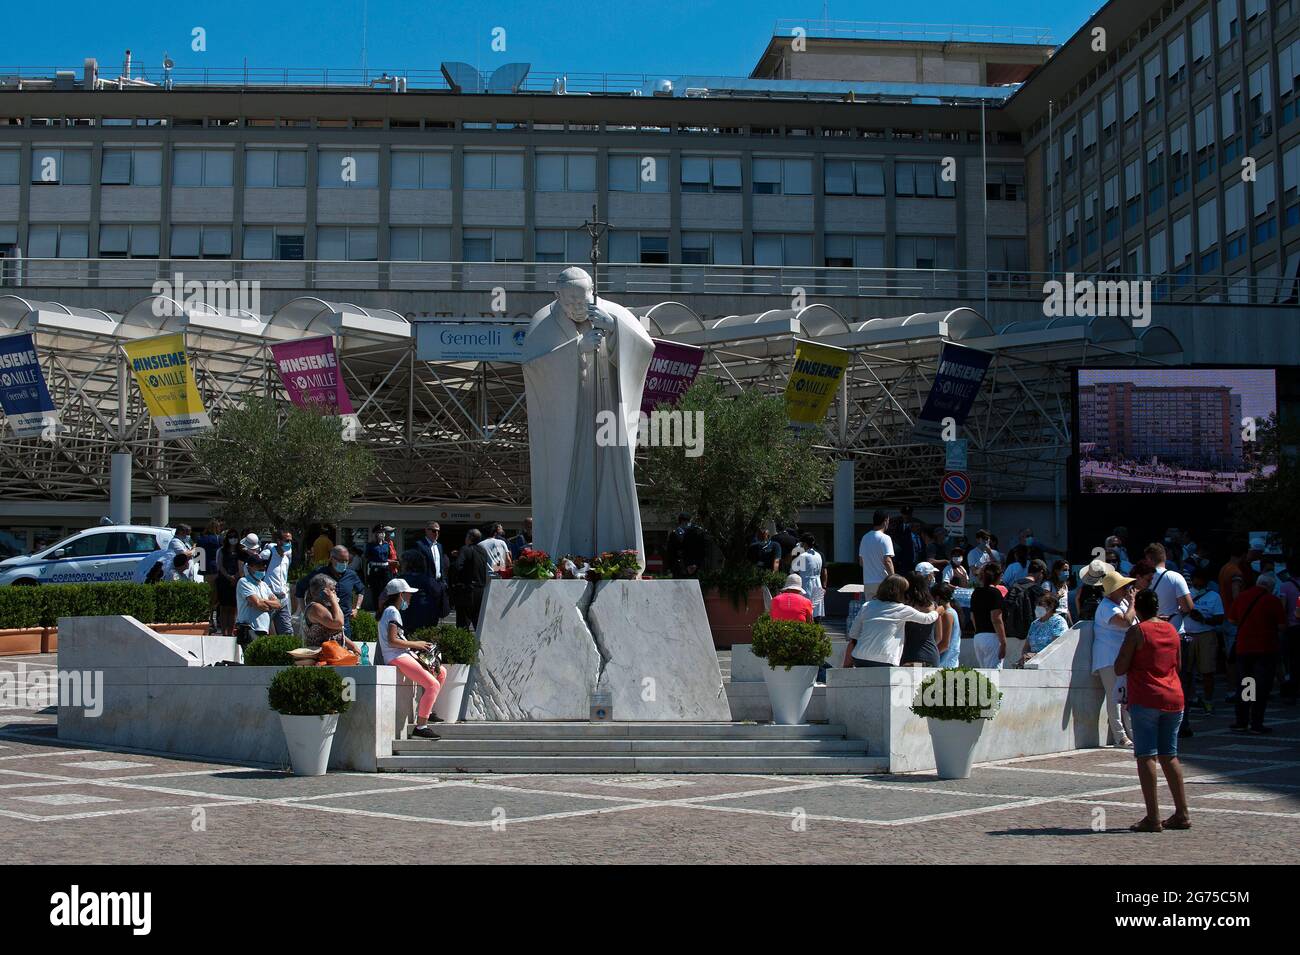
[582, 205, 609, 556]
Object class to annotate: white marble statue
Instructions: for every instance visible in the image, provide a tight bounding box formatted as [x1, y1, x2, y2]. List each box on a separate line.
[522, 267, 654, 559]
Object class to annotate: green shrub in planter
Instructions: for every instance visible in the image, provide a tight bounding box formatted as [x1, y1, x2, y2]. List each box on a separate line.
[750, 614, 832, 670]
[150, 581, 211, 623]
[243, 633, 303, 667]
[909, 667, 1003, 723]
[411, 624, 479, 666]
[351, 609, 378, 643]
[267, 665, 351, 716]
[0, 587, 43, 630]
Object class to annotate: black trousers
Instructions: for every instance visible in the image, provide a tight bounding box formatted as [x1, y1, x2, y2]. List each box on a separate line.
[455, 587, 484, 631]
[1235, 652, 1277, 729]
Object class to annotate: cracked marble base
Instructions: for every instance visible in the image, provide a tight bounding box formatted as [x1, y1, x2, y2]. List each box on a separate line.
[463, 578, 729, 722]
[588, 580, 731, 721]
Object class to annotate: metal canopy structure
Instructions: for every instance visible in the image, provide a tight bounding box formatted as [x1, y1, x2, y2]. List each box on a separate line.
[0, 292, 1183, 514]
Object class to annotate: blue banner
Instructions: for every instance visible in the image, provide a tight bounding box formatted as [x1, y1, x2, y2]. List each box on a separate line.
[0, 333, 58, 438]
[913, 342, 992, 443]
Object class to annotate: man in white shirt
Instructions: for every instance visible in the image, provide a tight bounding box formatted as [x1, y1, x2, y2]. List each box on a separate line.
[1144, 542, 1194, 630]
[235, 552, 280, 648]
[1183, 565, 1225, 712]
[260, 530, 295, 636]
[969, 529, 995, 568]
[133, 548, 189, 583]
[478, 523, 513, 577]
[857, 509, 894, 595]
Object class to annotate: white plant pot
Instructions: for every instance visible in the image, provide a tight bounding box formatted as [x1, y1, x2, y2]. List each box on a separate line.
[432, 663, 471, 723]
[278, 713, 340, 777]
[764, 664, 819, 725]
[927, 717, 986, 779]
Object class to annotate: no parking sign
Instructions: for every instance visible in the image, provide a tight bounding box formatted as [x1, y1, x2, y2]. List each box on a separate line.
[940, 470, 972, 504]
[944, 504, 965, 537]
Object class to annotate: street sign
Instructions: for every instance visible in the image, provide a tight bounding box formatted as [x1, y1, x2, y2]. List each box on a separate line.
[945, 438, 968, 471]
[944, 504, 965, 537]
[940, 470, 972, 504]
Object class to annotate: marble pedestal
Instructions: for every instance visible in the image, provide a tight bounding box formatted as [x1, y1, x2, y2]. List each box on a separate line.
[464, 578, 730, 721]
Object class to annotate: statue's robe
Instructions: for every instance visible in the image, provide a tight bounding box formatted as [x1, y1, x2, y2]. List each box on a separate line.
[522, 296, 654, 560]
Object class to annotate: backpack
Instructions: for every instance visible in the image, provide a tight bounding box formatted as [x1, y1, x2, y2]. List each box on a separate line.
[1002, 580, 1039, 641]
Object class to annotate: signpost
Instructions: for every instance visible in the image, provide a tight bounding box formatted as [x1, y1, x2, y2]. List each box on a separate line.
[940, 470, 972, 505]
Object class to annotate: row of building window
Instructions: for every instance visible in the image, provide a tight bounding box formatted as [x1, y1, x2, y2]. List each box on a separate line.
[8, 223, 1024, 270]
[0, 148, 1020, 199]
[1048, 139, 1300, 267]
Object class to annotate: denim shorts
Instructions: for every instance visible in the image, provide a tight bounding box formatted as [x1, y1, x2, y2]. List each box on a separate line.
[1129, 703, 1183, 758]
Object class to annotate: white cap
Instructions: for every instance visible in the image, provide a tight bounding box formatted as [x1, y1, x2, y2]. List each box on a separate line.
[384, 578, 418, 596]
[781, 573, 805, 593]
[241, 533, 260, 549]
[915, 561, 938, 577]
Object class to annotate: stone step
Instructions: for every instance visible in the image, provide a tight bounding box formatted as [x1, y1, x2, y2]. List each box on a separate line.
[393, 737, 866, 756]
[376, 754, 889, 774]
[409, 721, 848, 740]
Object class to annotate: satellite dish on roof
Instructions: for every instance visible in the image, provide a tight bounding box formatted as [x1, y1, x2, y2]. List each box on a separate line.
[440, 62, 483, 94]
[487, 63, 530, 93]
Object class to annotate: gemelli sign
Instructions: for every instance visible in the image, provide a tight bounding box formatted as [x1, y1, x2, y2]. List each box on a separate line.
[416, 322, 528, 362]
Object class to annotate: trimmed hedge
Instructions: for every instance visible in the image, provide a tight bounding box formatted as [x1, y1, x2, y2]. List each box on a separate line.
[750, 614, 832, 669]
[351, 609, 378, 643]
[267, 665, 351, 716]
[0, 581, 211, 630]
[244, 633, 303, 667]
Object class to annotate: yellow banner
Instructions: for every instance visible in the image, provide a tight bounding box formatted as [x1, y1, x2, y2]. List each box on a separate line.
[785, 340, 849, 425]
[123, 332, 211, 438]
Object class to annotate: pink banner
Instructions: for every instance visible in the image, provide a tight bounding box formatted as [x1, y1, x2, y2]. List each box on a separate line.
[640, 339, 703, 415]
[271, 336, 354, 415]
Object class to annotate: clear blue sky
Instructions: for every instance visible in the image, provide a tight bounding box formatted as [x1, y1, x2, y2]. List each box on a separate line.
[2, 0, 1104, 78]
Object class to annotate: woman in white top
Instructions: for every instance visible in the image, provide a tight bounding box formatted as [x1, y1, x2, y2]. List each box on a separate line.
[377, 578, 447, 740]
[842, 575, 939, 667]
[790, 533, 827, 620]
[1093, 569, 1139, 747]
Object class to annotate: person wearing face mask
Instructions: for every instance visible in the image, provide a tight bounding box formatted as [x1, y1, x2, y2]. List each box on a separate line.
[377, 578, 446, 740]
[1049, 559, 1073, 624]
[215, 530, 243, 635]
[234, 553, 281, 650]
[260, 530, 295, 636]
[942, 548, 970, 587]
[1023, 591, 1068, 664]
[365, 524, 395, 611]
[294, 545, 366, 641]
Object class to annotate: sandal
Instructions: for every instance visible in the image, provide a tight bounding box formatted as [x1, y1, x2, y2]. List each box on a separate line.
[1162, 814, 1191, 830]
[1128, 817, 1163, 833]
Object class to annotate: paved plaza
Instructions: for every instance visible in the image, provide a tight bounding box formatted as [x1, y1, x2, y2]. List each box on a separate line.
[3, 653, 1298, 865]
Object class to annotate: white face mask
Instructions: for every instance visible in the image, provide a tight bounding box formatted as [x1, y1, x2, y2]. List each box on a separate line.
[952, 556, 963, 565]
[1034, 606, 1049, 619]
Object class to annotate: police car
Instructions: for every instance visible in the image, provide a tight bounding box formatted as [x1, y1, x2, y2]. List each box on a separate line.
[0, 525, 177, 586]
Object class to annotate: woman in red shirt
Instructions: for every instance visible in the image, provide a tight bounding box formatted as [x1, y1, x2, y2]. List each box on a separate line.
[770, 574, 814, 622]
[1115, 589, 1190, 833]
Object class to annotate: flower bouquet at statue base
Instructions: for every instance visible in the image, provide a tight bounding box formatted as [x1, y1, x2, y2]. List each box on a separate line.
[588, 550, 642, 581]
[514, 547, 557, 580]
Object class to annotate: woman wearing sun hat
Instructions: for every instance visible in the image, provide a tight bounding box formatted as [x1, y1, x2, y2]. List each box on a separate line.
[770, 573, 814, 623]
[1093, 567, 1138, 747]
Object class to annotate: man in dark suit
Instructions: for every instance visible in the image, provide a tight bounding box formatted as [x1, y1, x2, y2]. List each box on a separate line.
[451, 528, 490, 631]
[889, 505, 924, 575]
[415, 521, 449, 621]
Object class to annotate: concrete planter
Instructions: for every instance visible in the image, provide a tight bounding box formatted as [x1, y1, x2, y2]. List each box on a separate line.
[432, 663, 470, 723]
[278, 713, 340, 776]
[763, 664, 819, 725]
[927, 717, 987, 779]
[702, 586, 767, 648]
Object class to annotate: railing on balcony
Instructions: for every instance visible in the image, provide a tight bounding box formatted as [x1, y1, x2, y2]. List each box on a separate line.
[1, 258, 1296, 307]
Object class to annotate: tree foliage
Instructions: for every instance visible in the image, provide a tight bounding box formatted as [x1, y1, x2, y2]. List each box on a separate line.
[1233, 413, 1300, 552]
[641, 379, 834, 568]
[194, 396, 375, 538]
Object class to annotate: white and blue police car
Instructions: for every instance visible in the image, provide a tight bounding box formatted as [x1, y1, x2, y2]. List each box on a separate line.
[0, 525, 177, 586]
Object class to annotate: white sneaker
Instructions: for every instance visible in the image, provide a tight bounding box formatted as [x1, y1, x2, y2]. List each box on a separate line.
[1115, 738, 1135, 749]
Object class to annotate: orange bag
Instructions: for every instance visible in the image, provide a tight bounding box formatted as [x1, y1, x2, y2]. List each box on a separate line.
[315, 640, 359, 667]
